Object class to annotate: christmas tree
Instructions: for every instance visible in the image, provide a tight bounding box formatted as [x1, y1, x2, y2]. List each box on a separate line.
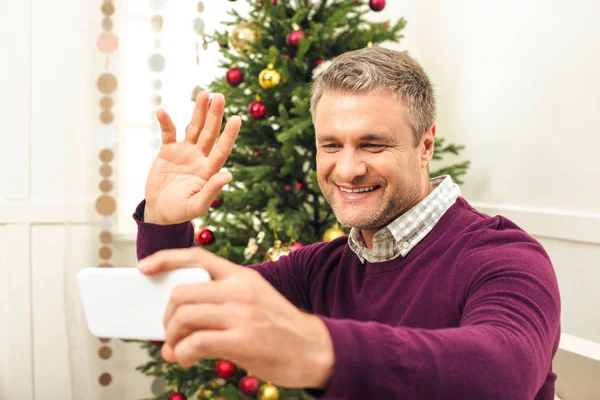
[131, 1, 469, 399]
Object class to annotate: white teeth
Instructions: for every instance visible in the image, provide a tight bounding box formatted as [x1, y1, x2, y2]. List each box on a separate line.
[339, 186, 376, 193]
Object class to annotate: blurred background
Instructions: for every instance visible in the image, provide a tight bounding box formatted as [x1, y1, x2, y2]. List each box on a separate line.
[1, 0, 599, 399]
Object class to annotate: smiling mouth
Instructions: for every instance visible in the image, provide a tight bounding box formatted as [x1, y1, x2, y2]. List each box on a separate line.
[338, 185, 379, 193]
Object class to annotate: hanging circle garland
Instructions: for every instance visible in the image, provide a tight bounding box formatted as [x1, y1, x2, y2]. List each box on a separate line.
[95, 0, 118, 389]
[147, 0, 166, 150]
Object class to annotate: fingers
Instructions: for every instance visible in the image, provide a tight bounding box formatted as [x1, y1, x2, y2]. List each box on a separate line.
[161, 342, 177, 363]
[163, 282, 230, 328]
[137, 246, 238, 280]
[188, 171, 233, 216]
[208, 116, 241, 172]
[185, 91, 210, 144]
[197, 94, 225, 155]
[173, 330, 240, 369]
[164, 303, 230, 350]
[157, 108, 177, 144]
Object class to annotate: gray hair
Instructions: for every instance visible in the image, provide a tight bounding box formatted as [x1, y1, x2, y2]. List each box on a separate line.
[310, 47, 436, 145]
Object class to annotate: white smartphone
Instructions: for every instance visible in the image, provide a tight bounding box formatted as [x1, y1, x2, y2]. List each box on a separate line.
[78, 267, 210, 340]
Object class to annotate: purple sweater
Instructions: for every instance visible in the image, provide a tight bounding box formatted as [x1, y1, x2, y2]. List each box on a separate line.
[135, 197, 560, 399]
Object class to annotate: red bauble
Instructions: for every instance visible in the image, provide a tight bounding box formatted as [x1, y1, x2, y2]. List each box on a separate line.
[196, 228, 215, 245]
[286, 30, 305, 49]
[226, 68, 244, 87]
[284, 185, 291, 191]
[239, 376, 260, 396]
[248, 101, 267, 120]
[210, 198, 223, 208]
[369, 0, 385, 11]
[215, 360, 237, 379]
[149, 340, 163, 346]
[168, 393, 186, 400]
[291, 241, 304, 251]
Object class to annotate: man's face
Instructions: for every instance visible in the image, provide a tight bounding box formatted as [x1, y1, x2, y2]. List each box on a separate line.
[315, 90, 433, 232]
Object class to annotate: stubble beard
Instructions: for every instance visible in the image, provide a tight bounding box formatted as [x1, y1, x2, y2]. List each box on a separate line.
[324, 185, 416, 232]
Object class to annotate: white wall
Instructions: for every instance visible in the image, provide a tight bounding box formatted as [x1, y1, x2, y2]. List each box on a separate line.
[418, 0, 600, 398]
[0, 0, 154, 399]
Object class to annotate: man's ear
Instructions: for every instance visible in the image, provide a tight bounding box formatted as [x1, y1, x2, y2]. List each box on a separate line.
[421, 124, 436, 168]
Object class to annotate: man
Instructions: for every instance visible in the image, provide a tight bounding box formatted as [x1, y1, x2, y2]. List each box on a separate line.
[135, 47, 560, 399]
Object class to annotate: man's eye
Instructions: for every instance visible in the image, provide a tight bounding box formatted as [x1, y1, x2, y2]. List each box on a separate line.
[323, 144, 341, 149]
[362, 144, 385, 148]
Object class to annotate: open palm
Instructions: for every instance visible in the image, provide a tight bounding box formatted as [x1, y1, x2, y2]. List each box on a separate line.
[144, 91, 241, 225]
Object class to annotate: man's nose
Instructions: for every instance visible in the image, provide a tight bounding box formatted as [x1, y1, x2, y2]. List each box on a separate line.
[336, 149, 367, 183]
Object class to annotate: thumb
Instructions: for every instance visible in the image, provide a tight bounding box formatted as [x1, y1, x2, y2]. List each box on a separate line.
[189, 171, 232, 215]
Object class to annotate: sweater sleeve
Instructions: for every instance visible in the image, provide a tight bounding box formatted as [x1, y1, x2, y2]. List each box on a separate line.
[134, 200, 196, 260]
[310, 231, 561, 399]
[134, 200, 312, 310]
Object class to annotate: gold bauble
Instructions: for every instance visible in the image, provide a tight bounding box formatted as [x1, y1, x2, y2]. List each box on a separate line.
[258, 63, 281, 89]
[209, 378, 226, 388]
[323, 223, 346, 242]
[264, 240, 292, 262]
[257, 383, 280, 400]
[196, 388, 212, 398]
[228, 22, 261, 55]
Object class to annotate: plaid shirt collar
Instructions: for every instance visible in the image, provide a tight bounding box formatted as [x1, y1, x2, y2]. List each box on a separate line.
[348, 175, 461, 263]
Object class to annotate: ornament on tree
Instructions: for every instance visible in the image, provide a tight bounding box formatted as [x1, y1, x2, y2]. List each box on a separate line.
[291, 240, 304, 251]
[208, 378, 226, 388]
[258, 63, 281, 89]
[149, 340, 163, 346]
[286, 24, 305, 49]
[196, 228, 215, 245]
[258, 383, 280, 400]
[229, 22, 261, 54]
[168, 392, 186, 400]
[244, 241, 256, 256]
[226, 67, 244, 87]
[195, 388, 212, 399]
[369, 0, 386, 11]
[239, 375, 261, 396]
[244, 231, 265, 259]
[323, 223, 345, 242]
[215, 359, 237, 379]
[210, 198, 223, 208]
[312, 59, 332, 79]
[249, 99, 267, 120]
[265, 240, 293, 262]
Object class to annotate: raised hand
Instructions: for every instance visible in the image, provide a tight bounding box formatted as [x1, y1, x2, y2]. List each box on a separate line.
[144, 91, 241, 225]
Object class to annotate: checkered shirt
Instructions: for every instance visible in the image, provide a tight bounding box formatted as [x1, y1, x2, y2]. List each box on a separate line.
[348, 175, 461, 263]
